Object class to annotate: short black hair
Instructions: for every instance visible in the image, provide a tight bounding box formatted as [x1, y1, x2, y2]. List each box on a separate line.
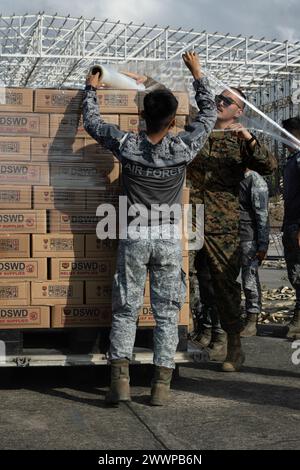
[282, 116, 300, 138]
[230, 87, 247, 109]
[143, 89, 178, 133]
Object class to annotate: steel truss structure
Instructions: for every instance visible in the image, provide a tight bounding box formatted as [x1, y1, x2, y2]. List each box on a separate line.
[0, 13, 300, 90]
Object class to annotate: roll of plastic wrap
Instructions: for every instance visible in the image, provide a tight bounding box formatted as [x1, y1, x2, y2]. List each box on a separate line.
[91, 65, 145, 91]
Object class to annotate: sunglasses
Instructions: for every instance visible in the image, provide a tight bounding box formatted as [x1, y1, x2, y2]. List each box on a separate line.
[215, 94, 242, 110]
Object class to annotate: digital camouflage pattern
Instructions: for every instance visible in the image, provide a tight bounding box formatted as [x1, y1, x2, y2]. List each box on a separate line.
[83, 75, 217, 367]
[239, 169, 270, 252]
[109, 237, 186, 369]
[241, 240, 262, 315]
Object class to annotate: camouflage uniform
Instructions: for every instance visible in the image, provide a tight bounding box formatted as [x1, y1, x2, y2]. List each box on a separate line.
[187, 132, 277, 334]
[83, 77, 217, 368]
[189, 248, 223, 335]
[240, 170, 269, 315]
[110, 234, 185, 368]
[282, 225, 300, 310]
[282, 150, 300, 310]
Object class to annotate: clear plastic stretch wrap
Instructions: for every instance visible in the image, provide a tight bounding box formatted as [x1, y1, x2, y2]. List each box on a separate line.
[90, 65, 146, 91]
[0, 73, 189, 329]
[121, 59, 300, 151]
[0, 58, 298, 330]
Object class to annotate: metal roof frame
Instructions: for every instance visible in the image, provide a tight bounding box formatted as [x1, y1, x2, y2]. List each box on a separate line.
[0, 13, 299, 90]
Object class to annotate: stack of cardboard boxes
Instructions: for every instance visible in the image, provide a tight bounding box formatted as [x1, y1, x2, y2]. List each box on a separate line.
[0, 87, 190, 331]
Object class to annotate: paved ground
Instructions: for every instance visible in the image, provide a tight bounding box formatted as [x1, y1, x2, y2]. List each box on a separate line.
[0, 330, 299, 450]
[0, 266, 299, 450]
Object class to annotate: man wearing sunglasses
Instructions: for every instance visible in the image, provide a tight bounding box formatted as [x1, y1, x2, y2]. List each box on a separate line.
[187, 87, 277, 372]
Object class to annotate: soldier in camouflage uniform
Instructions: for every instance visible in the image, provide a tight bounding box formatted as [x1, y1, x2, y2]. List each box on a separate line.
[240, 169, 269, 337]
[187, 89, 277, 371]
[190, 168, 270, 355]
[83, 52, 217, 405]
[282, 117, 300, 339]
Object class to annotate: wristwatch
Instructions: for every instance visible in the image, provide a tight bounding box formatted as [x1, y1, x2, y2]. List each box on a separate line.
[246, 134, 257, 145]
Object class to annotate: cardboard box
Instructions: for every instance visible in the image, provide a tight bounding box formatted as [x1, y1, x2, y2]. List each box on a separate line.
[50, 162, 119, 188]
[85, 235, 118, 258]
[31, 281, 84, 306]
[0, 234, 30, 258]
[0, 185, 31, 209]
[0, 281, 30, 306]
[139, 91, 189, 115]
[0, 113, 49, 137]
[85, 188, 121, 211]
[85, 281, 113, 304]
[0, 258, 47, 280]
[97, 89, 138, 114]
[48, 211, 99, 233]
[174, 92, 190, 116]
[51, 258, 115, 280]
[33, 186, 85, 210]
[119, 115, 186, 134]
[49, 114, 119, 138]
[0, 306, 50, 329]
[34, 89, 83, 114]
[119, 115, 141, 133]
[51, 304, 111, 328]
[32, 234, 84, 258]
[0, 88, 33, 112]
[0, 162, 49, 185]
[138, 302, 189, 326]
[31, 138, 85, 162]
[0, 137, 31, 161]
[84, 139, 118, 162]
[0, 210, 46, 233]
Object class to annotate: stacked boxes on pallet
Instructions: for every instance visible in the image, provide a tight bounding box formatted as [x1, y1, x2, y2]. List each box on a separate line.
[0, 86, 190, 330]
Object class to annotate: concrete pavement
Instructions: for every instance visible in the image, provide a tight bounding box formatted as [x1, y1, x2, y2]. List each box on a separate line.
[0, 332, 299, 450]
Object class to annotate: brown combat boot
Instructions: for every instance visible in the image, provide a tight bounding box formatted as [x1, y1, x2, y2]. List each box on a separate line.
[150, 366, 173, 406]
[240, 313, 258, 337]
[105, 359, 131, 405]
[208, 331, 227, 361]
[191, 328, 212, 348]
[287, 309, 300, 339]
[222, 333, 245, 372]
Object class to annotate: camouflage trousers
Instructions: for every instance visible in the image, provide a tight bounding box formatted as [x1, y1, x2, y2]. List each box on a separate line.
[190, 233, 243, 334]
[189, 248, 223, 334]
[241, 240, 262, 315]
[109, 236, 186, 369]
[282, 224, 300, 309]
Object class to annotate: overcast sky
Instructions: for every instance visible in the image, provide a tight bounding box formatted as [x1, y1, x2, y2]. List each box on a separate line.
[0, 0, 299, 42]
